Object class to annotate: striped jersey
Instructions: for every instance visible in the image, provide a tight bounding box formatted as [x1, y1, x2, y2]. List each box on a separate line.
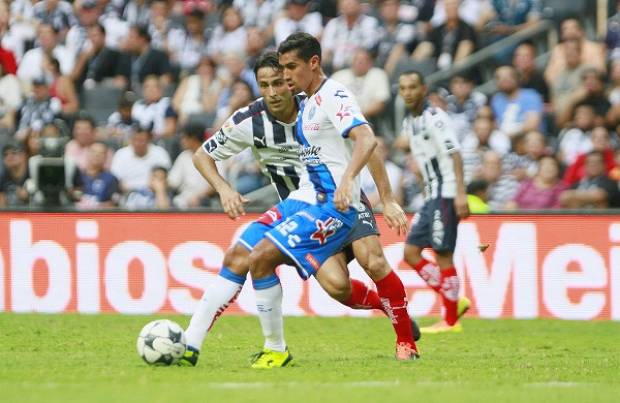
[202, 97, 303, 200]
[289, 78, 369, 209]
[401, 105, 461, 201]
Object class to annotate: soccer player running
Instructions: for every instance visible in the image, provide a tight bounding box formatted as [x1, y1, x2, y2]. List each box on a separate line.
[398, 71, 471, 334]
[247, 32, 419, 363]
[181, 51, 418, 367]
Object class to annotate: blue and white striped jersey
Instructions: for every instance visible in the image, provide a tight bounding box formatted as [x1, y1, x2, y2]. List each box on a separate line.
[401, 105, 461, 201]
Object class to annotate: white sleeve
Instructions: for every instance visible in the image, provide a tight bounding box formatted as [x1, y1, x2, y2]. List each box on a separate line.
[429, 109, 460, 155]
[201, 114, 252, 160]
[321, 84, 368, 138]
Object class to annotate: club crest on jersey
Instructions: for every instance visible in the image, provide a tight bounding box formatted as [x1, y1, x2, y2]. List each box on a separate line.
[299, 145, 322, 166]
[334, 89, 348, 99]
[310, 217, 343, 245]
[336, 104, 352, 122]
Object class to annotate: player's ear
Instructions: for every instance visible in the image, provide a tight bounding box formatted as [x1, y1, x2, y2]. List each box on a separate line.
[310, 55, 320, 70]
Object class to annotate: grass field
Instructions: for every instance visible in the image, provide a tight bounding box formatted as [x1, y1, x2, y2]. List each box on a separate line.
[1, 314, 619, 403]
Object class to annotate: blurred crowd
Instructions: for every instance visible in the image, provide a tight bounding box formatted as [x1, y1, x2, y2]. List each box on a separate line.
[0, 0, 620, 211]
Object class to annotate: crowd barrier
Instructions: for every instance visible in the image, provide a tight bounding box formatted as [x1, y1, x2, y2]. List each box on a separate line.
[1, 212, 618, 321]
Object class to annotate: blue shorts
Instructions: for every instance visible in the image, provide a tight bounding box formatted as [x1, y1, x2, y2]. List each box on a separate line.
[406, 197, 459, 252]
[264, 201, 357, 279]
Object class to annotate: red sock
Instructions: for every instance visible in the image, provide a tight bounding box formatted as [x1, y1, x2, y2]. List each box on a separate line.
[343, 279, 384, 311]
[412, 258, 441, 293]
[374, 271, 416, 347]
[440, 267, 460, 326]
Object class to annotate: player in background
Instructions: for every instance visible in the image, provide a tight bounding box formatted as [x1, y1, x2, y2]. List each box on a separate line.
[397, 70, 471, 333]
[247, 33, 419, 364]
[181, 52, 418, 367]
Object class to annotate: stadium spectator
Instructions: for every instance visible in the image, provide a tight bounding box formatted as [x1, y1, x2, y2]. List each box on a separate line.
[15, 77, 61, 141]
[606, 59, 620, 127]
[147, 0, 179, 51]
[476, 149, 519, 210]
[506, 155, 565, 210]
[545, 17, 606, 85]
[214, 79, 255, 129]
[0, 8, 17, 76]
[399, 153, 425, 212]
[245, 27, 268, 71]
[550, 39, 591, 117]
[430, 0, 493, 29]
[123, 165, 172, 209]
[73, 141, 120, 209]
[32, 0, 76, 39]
[606, 0, 620, 58]
[172, 56, 223, 126]
[117, 24, 172, 89]
[555, 68, 611, 129]
[217, 52, 259, 109]
[0, 141, 29, 206]
[131, 75, 178, 143]
[557, 104, 597, 166]
[207, 6, 247, 63]
[412, 0, 476, 71]
[3, 0, 35, 62]
[479, 0, 541, 38]
[106, 91, 140, 149]
[122, 0, 150, 27]
[375, 0, 417, 75]
[331, 48, 390, 126]
[42, 55, 79, 115]
[110, 127, 171, 194]
[65, 0, 102, 59]
[461, 114, 510, 183]
[503, 130, 547, 182]
[559, 151, 620, 209]
[65, 112, 113, 171]
[234, 0, 280, 33]
[0, 64, 22, 132]
[168, 123, 214, 208]
[167, 8, 208, 75]
[273, 0, 322, 46]
[491, 65, 543, 138]
[466, 179, 490, 213]
[445, 72, 487, 139]
[321, 0, 380, 71]
[512, 41, 549, 105]
[17, 23, 75, 83]
[359, 137, 402, 209]
[563, 126, 616, 187]
[70, 23, 125, 91]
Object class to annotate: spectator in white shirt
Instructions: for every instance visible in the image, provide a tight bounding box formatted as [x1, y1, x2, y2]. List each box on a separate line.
[131, 75, 178, 142]
[17, 23, 75, 84]
[207, 6, 247, 64]
[110, 128, 171, 193]
[321, 0, 380, 71]
[274, 0, 323, 45]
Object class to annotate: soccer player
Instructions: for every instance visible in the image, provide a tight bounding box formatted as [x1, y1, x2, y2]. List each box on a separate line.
[181, 51, 418, 367]
[247, 33, 419, 364]
[398, 70, 471, 333]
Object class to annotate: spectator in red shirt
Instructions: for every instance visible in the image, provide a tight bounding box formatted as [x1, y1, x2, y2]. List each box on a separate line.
[0, 47, 17, 75]
[563, 126, 616, 186]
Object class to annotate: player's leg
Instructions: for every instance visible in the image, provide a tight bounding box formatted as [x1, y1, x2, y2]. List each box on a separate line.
[352, 235, 419, 359]
[247, 237, 292, 368]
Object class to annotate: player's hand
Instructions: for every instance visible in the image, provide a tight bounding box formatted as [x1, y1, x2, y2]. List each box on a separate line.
[220, 188, 250, 220]
[382, 199, 407, 236]
[455, 193, 470, 219]
[334, 179, 353, 212]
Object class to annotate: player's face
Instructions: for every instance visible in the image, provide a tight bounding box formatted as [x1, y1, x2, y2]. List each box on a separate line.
[279, 51, 318, 94]
[398, 74, 426, 111]
[256, 66, 294, 116]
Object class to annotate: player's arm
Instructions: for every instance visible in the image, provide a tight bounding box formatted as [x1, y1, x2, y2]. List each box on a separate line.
[451, 151, 469, 218]
[193, 147, 249, 219]
[366, 147, 407, 235]
[335, 124, 377, 211]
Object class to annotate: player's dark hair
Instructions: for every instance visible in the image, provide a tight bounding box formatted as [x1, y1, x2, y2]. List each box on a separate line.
[253, 51, 282, 77]
[399, 70, 425, 85]
[467, 179, 488, 195]
[74, 110, 96, 128]
[278, 32, 321, 62]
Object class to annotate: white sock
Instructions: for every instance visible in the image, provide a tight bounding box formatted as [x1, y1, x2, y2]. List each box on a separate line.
[253, 275, 286, 352]
[185, 269, 245, 351]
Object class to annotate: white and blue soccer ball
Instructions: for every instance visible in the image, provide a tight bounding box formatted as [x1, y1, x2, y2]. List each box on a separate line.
[137, 319, 186, 366]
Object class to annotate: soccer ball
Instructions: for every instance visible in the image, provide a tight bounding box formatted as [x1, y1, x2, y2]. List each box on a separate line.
[137, 319, 186, 366]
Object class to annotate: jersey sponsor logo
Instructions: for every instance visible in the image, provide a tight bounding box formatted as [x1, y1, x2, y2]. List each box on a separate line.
[204, 138, 218, 153]
[215, 129, 228, 145]
[303, 122, 320, 132]
[256, 207, 282, 225]
[299, 145, 322, 166]
[336, 104, 352, 122]
[334, 89, 348, 99]
[253, 136, 267, 147]
[305, 253, 320, 270]
[310, 217, 343, 245]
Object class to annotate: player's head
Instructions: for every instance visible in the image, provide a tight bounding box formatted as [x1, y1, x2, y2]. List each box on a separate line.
[254, 51, 295, 117]
[398, 70, 426, 112]
[278, 32, 321, 94]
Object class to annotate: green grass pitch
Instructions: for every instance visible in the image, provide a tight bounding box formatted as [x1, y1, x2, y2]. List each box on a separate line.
[1, 314, 619, 403]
